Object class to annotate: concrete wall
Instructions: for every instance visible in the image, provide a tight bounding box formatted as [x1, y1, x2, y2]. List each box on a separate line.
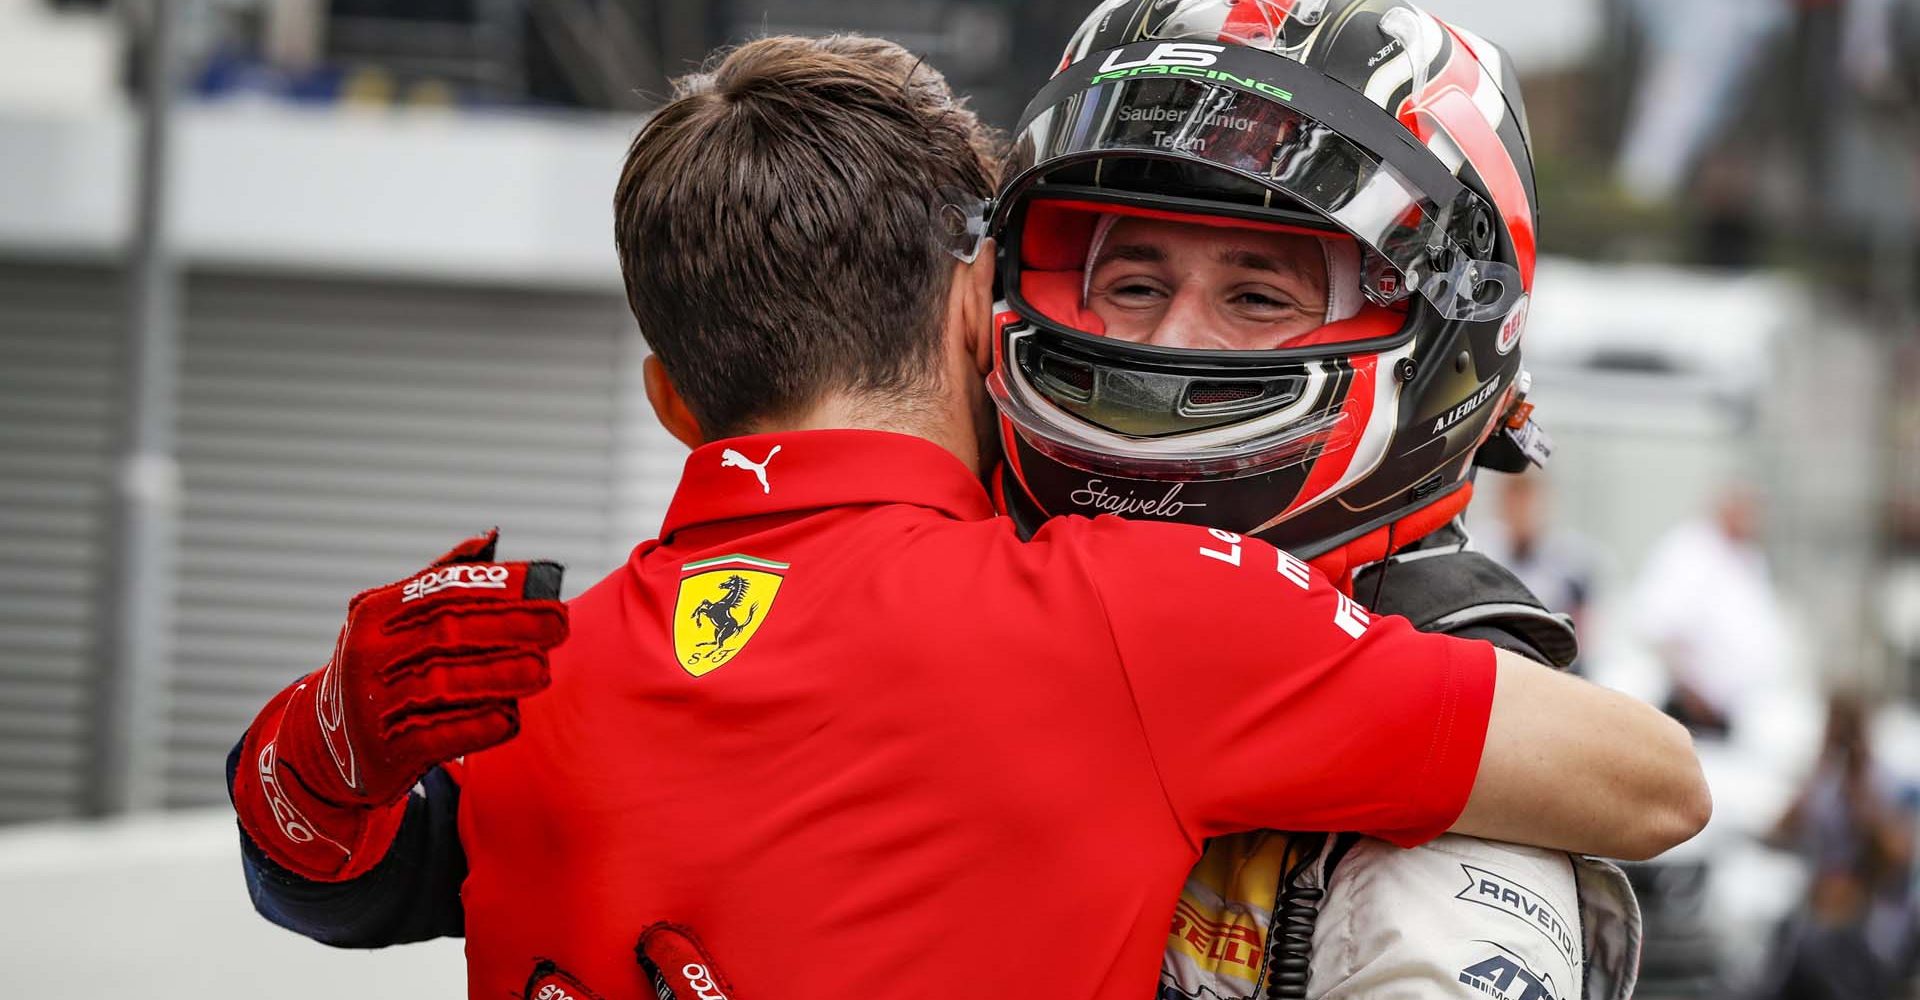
[0, 810, 463, 996]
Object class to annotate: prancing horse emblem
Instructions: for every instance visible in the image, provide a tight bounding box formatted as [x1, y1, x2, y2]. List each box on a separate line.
[671, 554, 788, 677]
[691, 575, 756, 658]
[721, 445, 781, 494]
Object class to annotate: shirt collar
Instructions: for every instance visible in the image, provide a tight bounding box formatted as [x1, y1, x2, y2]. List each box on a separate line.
[660, 429, 995, 538]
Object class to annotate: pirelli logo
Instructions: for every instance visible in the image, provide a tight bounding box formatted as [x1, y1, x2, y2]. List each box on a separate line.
[1168, 897, 1264, 973]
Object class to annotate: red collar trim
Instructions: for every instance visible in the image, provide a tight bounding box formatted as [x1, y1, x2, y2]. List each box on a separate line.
[660, 429, 994, 538]
[1306, 481, 1475, 594]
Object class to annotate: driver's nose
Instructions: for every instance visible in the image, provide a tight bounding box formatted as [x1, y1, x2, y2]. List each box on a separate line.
[1145, 286, 1216, 350]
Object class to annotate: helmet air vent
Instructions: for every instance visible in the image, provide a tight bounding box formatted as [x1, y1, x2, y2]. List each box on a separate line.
[1038, 355, 1096, 400]
[1186, 382, 1264, 407]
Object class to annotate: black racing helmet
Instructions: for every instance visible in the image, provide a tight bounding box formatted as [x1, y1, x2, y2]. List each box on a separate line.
[986, 0, 1550, 558]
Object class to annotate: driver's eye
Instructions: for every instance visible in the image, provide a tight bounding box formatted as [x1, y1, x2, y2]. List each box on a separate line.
[1234, 291, 1295, 310]
[1107, 281, 1166, 303]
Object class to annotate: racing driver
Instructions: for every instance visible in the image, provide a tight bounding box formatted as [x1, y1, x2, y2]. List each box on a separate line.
[984, 1, 1645, 997]
[222, 31, 1707, 1000]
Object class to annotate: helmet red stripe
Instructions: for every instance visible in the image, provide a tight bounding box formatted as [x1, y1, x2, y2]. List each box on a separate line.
[1219, 0, 1294, 42]
[1399, 27, 1537, 289]
[1279, 353, 1378, 519]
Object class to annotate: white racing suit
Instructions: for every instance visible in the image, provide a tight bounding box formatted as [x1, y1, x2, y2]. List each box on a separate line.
[1158, 543, 1643, 1000]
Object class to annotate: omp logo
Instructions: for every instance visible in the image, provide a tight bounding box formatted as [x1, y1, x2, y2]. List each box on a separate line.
[1098, 41, 1224, 72]
[1459, 947, 1564, 1000]
[676, 964, 730, 1000]
[1455, 865, 1578, 968]
[403, 564, 509, 602]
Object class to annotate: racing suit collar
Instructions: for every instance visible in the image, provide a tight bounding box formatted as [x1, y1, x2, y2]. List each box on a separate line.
[661, 429, 995, 539]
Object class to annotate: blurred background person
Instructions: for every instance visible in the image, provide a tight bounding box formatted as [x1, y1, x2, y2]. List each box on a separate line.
[1614, 0, 1788, 204]
[1476, 472, 1599, 669]
[1755, 691, 1918, 1000]
[1630, 482, 1790, 737]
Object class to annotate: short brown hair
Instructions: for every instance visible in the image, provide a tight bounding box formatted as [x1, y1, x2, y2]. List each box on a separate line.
[614, 35, 1000, 438]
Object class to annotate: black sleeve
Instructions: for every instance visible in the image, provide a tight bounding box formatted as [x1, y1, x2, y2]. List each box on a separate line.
[227, 739, 467, 948]
[1445, 623, 1550, 665]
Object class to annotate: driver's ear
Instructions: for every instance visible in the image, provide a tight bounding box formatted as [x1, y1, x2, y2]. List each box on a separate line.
[959, 239, 997, 376]
[644, 355, 706, 449]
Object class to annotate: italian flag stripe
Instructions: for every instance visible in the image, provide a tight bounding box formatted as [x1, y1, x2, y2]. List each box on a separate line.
[682, 553, 790, 573]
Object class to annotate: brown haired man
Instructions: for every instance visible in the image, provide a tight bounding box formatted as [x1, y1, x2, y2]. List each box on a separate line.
[227, 35, 1709, 1000]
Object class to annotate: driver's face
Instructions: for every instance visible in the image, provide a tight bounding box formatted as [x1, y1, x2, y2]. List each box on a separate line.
[1085, 217, 1331, 351]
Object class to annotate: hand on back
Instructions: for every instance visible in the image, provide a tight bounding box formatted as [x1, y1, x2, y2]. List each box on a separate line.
[232, 531, 569, 880]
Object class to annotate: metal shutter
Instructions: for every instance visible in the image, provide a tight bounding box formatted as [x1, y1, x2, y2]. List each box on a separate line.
[164, 273, 646, 808]
[0, 262, 121, 823]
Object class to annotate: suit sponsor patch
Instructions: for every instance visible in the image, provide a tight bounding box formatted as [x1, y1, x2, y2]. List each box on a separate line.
[1454, 864, 1578, 968]
[1459, 945, 1565, 1000]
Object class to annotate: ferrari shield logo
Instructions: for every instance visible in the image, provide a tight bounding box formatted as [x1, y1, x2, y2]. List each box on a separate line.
[672, 554, 787, 676]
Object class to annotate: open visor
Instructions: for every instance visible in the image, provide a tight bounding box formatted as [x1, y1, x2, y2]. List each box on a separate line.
[1005, 66, 1522, 323]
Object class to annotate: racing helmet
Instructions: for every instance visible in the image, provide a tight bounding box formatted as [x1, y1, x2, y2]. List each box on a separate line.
[984, 0, 1551, 559]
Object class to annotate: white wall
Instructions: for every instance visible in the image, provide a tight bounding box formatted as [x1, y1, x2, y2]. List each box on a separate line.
[0, 810, 464, 996]
[0, 102, 639, 289]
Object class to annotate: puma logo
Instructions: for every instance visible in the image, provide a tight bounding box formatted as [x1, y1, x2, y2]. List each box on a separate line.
[720, 446, 781, 494]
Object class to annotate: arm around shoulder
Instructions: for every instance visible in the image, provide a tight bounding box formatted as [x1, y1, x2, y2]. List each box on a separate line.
[1449, 648, 1712, 860]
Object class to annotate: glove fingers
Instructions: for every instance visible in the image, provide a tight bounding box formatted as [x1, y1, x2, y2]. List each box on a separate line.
[382, 560, 557, 610]
[380, 644, 551, 694]
[431, 529, 500, 567]
[386, 702, 521, 762]
[385, 599, 570, 652]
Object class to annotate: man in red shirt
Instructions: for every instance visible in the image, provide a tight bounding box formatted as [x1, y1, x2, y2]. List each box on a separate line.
[226, 34, 1710, 1000]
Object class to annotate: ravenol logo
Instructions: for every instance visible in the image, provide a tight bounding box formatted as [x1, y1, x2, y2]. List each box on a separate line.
[672, 554, 788, 676]
[1454, 865, 1579, 968]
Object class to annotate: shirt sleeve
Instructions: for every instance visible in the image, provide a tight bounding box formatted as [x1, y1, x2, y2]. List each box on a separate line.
[226, 739, 468, 947]
[1059, 517, 1497, 849]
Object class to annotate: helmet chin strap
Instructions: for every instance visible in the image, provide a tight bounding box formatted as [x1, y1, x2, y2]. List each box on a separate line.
[1080, 212, 1363, 327]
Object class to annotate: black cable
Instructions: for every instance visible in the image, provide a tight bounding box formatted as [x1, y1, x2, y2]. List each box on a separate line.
[1369, 520, 1396, 611]
[1264, 834, 1327, 1000]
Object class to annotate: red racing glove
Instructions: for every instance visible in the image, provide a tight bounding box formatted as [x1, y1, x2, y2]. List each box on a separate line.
[232, 530, 568, 881]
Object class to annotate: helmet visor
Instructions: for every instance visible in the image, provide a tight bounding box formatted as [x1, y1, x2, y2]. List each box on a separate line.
[1008, 69, 1520, 323]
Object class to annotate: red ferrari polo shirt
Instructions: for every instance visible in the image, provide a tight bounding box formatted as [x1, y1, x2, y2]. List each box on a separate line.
[457, 429, 1495, 1000]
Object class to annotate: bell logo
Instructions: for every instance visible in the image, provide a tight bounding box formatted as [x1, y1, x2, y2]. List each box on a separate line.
[1098, 42, 1225, 72]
